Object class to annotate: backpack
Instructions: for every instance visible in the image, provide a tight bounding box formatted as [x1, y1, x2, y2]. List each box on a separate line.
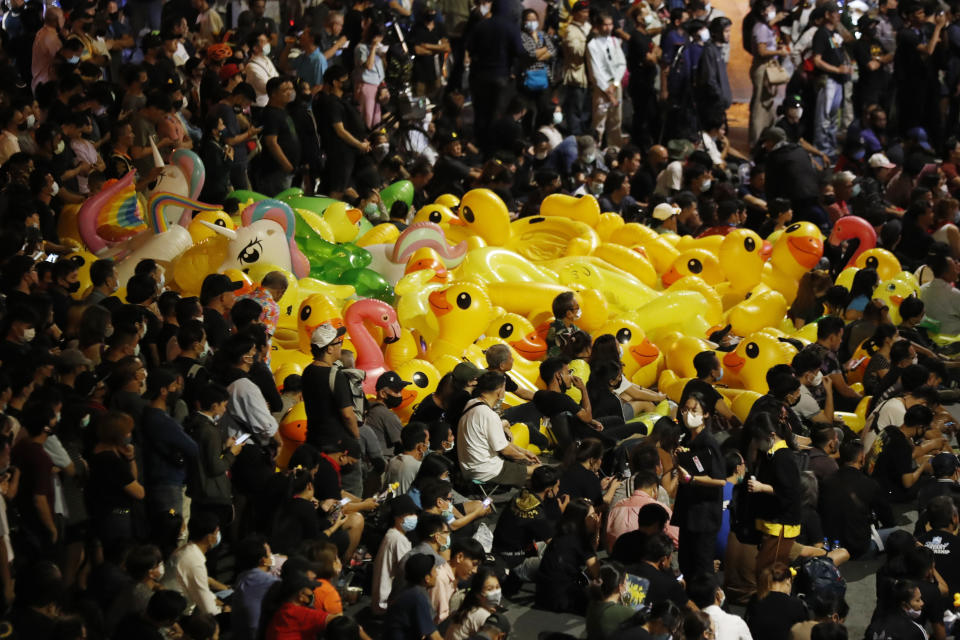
[742, 10, 758, 55]
[794, 556, 847, 600]
[330, 365, 366, 424]
[666, 44, 693, 100]
[728, 481, 762, 545]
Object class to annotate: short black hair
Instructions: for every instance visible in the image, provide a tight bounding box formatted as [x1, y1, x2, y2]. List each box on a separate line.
[693, 351, 719, 378]
[641, 533, 673, 563]
[400, 422, 429, 451]
[539, 355, 571, 385]
[187, 511, 219, 541]
[817, 316, 845, 341]
[926, 495, 958, 529]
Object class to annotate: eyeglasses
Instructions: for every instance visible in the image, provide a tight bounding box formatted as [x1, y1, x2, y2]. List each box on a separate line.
[330, 339, 343, 347]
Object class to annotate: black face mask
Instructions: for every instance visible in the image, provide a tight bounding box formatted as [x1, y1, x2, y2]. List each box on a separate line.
[109, 12, 120, 21]
[823, 194, 837, 206]
[233, 105, 243, 114]
[384, 394, 403, 409]
[66, 281, 80, 293]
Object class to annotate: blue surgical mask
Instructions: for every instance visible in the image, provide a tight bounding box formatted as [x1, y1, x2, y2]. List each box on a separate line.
[401, 514, 418, 532]
[716, 368, 723, 381]
[67, 56, 80, 64]
[851, 183, 862, 197]
[213, 530, 222, 548]
[438, 533, 451, 552]
[442, 506, 454, 522]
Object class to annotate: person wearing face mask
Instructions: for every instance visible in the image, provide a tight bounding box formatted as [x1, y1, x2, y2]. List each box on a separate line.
[245, 31, 280, 107]
[545, 291, 581, 358]
[361, 371, 410, 455]
[492, 465, 563, 574]
[790, 348, 835, 429]
[681, 353, 735, 427]
[872, 403, 946, 502]
[104, 544, 168, 635]
[262, 569, 331, 637]
[384, 423, 431, 494]
[141, 368, 198, 518]
[747, 0, 790, 145]
[587, 12, 627, 147]
[47, 257, 82, 331]
[168, 511, 226, 615]
[198, 114, 235, 205]
[372, 495, 419, 614]
[0, 104, 23, 166]
[185, 383, 246, 527]
[671, 391, 727, 578]
[865, 579, 930, 640]
[687, 574, 751, 640]
[813, 315, 863, 412]
[457, 371, 539, 487]
[446, 567, 502, 640]
[0, 305, 38, 364]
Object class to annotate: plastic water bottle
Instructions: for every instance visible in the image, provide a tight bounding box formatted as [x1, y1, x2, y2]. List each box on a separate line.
[833, 539, 841, 552]
[622, 461, 632, 480]
[822, 537, 831, 551]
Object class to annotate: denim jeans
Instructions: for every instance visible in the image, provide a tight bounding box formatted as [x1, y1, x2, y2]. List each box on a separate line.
[563, 85, 591, 136]
[813, 77, 843, 160]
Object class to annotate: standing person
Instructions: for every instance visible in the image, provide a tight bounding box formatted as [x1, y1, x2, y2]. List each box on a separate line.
[410, 10, 450, 100]
[811, 2, 851, 161]
[210, 83, 259, 191]
[562, 1, 593, 136]
[895, 0, 946, 136]
[587, 13, 627, 147]
[31, 7, 63, 92]
[748, 0, 789, 145]
[245, 32, 280, 107]
[141, 369, 198, 518]
[353, 23, 387, 129]
[301, 323, 359, 451]
[255, 77, 300, 196]
[314, 65, 371, 199]
[465, 0, 523, 145]
[671, 391, 726, 578]
[518, 9, 556, 129]
[695, 17, 732, 130]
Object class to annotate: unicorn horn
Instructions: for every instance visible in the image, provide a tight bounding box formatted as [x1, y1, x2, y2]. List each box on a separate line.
[199, 220, 238, 240]
[150, 137, 165, 168]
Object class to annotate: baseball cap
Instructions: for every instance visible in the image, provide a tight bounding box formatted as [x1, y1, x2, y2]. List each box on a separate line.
[281, 555, 322, 581]
[906, 127, 934, 152]
[219, 63, 241, 82]
[868, 152, 896, 169]
[376, 371, 411, 392]
[652, 202, 680, 221]
[310, 322, 347, 349]
[760, 126, 787, 145]
[783, 94, 803, 110]
[452, 362, 483, 386]
[200, 274, 243, 305]
[666, 138, 694, 161]
[572, 0, 589, 12]
[57, 348, 93, 370]
[931, 452, 959, 477]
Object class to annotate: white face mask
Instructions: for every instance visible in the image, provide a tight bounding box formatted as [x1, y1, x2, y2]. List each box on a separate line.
[25, 114, 35, 129]
[479, 3, 490, 15]
[795, 107, 804, 121]
[152, 562, 165, 580]
[262, 43, 271, 56]
[485, 589, 502, 606]
[525, 20, 538, 32]
[811, 371, 823, 386]
[22, 328, 35, 342]
[133, 343, 141, 357]
[699, 29, 710, 42]
[50, 181, 59, 196]
[573, 309, 582, 320]
[912, 356, 919, 365]
[685, 411, 704, 427]
[907, 607, 922, 619]
[701, 179, 713, 191]
[553, 111, 563, 125]
[766, 8, 776, 21]
[55, 140, 65, 154]
[443, 440, 454, 451]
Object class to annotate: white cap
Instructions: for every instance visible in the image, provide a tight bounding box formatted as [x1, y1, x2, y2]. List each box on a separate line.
[868, 153, 896, 169]
[310, 322, 346, 349]
[652, 203, 680, 221]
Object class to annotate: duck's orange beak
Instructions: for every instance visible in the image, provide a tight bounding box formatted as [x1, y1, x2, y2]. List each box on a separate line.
[511, 329, 548, 360]
[397, 388, 418, 410]
[428, 289, 451, 316]
[891, 295, 904, 306]
[346, 207, 362, 225]
[723, 350, 745, 373]
[787, 236, 824, 269]
[448, 216, 466, 226]
[629, 338, 660, 368]
[662, 266, 682, 287]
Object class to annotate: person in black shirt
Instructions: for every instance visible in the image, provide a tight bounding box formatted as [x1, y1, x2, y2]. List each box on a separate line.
[680, 351, 736, 426]
[314, 65, 370, 199]
[873, 404, 943, 501]
[255, 76, 300, 196]
[301, 323, 357, 448]
[428, 131, 478, 199]
[916, 452, 960, 515]
[670, 390, 725, 578]
[559, 438, 620, 508]
[493, 465, 562, 583]
[918, 495, 960, 598]
[820, 439, 895, 558]
[623, 533, 691, 611]
[895, 0, 946, 137]
[410, 10, 448, 99]
[745, 563, 808, 640]
[810, 2, 850, 161]
[535, 497, 600, 614]
[200, 274, 241, 351]
[864, 578, 931, 640]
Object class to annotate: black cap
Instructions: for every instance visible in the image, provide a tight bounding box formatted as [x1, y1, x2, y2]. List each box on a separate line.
[483, 614, 511, 636]
[376, 371, 411, 393]
[200, 273, 243, 305]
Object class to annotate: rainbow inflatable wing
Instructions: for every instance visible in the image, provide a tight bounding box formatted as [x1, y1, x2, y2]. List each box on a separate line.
[76, 172, 147, 253]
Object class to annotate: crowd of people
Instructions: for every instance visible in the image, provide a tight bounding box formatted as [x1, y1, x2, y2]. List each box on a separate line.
[0, 0, 958, 638]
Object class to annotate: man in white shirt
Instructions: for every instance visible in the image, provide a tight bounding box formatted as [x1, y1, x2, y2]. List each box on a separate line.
[245, 31, 278, 106]
[371, 495, 418, 614]
[168, 512, 226, 615]
[921, 254, 960, 335]
[457, 372, 539, 487]
[689, 575, 753, 640]
[586, 13, 627, 147]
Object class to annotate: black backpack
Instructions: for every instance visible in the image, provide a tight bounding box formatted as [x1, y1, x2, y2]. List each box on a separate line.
[728, 481, 761, 545]
[794, 555, 847, 600]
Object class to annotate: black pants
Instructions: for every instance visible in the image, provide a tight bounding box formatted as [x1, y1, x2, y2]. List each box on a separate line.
[470, 73, 512, 148]
[678, 527, 719, 578]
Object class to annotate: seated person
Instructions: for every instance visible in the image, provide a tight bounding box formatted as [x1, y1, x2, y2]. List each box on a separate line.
[492, 466, 562, 572]
[815, 316, 863, 412]
[383, 422, 430, 495]
[916, 452, 960, 514]
[621, 534, 693, 611]
[899, 295, 960, 358]
[917, 495, 960, 597]
[535, 497, 600, 615]
[371, 495, 418, 614]
[862, 324, 899, 397]
[872, 404, 947, 502]
[790, 347, 834, 427]
[545, 291, 581, 358]
[485, 343, 534, 402]
[383, 554, 443, 640]
[457, 372, 539, 486]
[559, 438, 621, 507]
[606, 445, 678, 550]
[418, 477, 489, 537]
[864, 579, 932, 640]
[589, 334, 668, 413]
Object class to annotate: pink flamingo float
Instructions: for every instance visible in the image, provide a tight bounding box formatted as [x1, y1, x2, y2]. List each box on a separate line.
[345, 298, 402, 393]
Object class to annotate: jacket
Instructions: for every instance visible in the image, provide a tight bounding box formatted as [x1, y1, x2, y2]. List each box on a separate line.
[142, 406, 199, 487]
[185, 412, 235, 506]
[562, 19, 591, 86]
[695, 40, 731, 111]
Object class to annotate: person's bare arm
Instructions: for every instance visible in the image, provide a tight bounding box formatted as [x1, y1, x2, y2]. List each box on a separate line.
[902, 458, 932, 488]
[332, 122, 371, 152]
[340, 407, 359, 439]
[920, 14, 946, 57]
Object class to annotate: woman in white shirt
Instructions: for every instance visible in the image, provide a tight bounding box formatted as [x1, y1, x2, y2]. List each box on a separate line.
[444, 566, 500, 640]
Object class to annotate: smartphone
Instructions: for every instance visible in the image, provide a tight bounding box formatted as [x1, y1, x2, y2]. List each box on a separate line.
[339, 497, 351, 507]
[215, 588, 234, 600]
[482, 497, 493, 508]
[45, 253, 58, 263]
[234, 433, 251, 445]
